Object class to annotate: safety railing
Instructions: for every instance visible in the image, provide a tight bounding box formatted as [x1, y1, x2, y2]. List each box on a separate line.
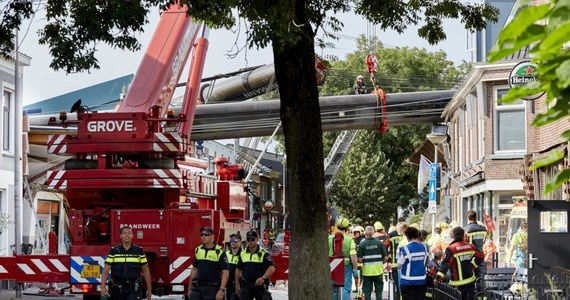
[432, 282, 462, 300]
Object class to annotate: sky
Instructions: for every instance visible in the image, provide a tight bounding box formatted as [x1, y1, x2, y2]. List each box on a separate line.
[18, 7, 472, 105]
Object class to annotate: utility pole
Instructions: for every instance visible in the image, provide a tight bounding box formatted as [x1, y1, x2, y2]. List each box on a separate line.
[13, 29, 23, 298]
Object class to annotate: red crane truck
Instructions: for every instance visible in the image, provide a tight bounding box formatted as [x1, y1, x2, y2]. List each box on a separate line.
[0, 3, 252, 298]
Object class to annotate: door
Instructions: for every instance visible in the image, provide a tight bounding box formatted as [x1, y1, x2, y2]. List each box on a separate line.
[528, 200, 570, 279]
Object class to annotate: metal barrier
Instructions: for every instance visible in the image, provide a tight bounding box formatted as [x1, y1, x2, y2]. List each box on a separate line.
[432, 282, 462, 300]
[475, 270, 570, 300]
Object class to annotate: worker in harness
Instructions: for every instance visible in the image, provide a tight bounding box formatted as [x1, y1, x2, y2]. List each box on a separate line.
[464, 210, 488, 276]
[329, 218, 358, 300]
[436, 227, 485, 300]
[353, 75, 367, 94]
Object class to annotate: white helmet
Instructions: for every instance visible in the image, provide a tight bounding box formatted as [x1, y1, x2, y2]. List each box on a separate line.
[357, 75, 364, 80]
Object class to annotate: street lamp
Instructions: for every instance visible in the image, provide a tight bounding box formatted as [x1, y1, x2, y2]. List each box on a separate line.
[426, 123, 448, 233]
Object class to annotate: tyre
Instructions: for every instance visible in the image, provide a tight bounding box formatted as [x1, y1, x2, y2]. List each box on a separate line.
[138, 158, 175, 169]
[65, 159, 98, 170]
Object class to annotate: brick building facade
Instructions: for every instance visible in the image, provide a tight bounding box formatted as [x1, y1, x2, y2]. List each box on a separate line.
[440, 59, 570, 266]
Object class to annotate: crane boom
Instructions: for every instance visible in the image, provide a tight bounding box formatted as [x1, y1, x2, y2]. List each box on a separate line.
[117, 4, 201, 115]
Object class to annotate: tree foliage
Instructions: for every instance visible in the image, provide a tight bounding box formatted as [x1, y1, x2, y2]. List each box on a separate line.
[3, 0, 497, 298]
[325, 40, 468, 225]
[488, 0, 570, 194]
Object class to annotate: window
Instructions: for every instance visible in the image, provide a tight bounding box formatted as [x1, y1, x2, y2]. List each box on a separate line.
[3, 90, 12, 152]
[494, 87, 525, 152]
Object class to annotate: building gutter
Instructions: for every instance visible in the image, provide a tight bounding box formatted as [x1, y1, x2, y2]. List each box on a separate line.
[442, 60, 525, 120]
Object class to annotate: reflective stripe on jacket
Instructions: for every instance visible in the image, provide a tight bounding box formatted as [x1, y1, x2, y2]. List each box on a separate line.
[437, 240, 485, 286]
[195, 244, 224, 262]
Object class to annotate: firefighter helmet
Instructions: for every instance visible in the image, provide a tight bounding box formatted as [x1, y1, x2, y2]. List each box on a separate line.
[374, 222, 384, 231]
[353, 225, 365, 234]
[337, 218, 350, 229]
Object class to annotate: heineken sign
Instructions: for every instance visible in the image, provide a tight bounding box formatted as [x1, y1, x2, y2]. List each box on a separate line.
[509, 60, 545, 101]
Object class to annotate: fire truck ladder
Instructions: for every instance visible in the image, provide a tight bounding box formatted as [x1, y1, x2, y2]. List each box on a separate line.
[323, 130, 359, 194]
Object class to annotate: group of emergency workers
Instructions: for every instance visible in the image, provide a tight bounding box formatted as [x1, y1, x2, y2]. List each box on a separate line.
[100, 225, 274, 300]
[329, 210, 496, 300]
[98, 209, 519, 300]
[188, 228, 275, 300]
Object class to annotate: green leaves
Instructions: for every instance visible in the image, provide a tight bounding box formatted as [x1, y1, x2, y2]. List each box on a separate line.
[530, 148, 564, 170]
[490, 0, 570, 195]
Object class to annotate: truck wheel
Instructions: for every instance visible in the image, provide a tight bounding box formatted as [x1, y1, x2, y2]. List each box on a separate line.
[65, 159, 98, 170]
[83, 294, 99, 300]
[138, 158, 175, 169]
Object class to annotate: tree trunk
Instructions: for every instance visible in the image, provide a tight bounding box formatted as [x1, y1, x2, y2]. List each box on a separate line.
[272, 2, 332, 298]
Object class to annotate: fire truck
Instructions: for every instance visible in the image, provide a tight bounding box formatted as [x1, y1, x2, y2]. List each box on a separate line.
[1, 3, 253, 298]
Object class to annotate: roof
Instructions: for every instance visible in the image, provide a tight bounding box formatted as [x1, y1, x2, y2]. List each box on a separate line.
[407, 139, 446, 167]
[239, 146, 285, 182]
[24, 74, 133, 115]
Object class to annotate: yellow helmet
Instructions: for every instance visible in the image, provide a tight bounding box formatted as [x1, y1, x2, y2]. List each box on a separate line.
[374, 222, 384, 231]
[337, 218, 350, 229]
[353, 225, 364, 234]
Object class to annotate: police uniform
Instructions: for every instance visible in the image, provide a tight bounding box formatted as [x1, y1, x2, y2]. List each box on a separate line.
[227, 248, 242, 300]
[237, 245, 274, 300]
[437, 239, 485, 300]
[190, 243, 228, 300]
[104, 244, 148, 300]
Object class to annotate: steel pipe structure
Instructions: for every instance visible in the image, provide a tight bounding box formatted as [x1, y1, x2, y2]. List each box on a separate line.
[28, 90, 455, 141]
[189, 90, 455, 140]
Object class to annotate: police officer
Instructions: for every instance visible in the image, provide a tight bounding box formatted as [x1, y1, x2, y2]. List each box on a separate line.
[464, 210, 487, 275]
[227, 233, 243, 300]
[436, 227, 485, 300]
[101, 226, 152, 300]
[329, 218, 358, 300]
[188, 227, 229, 300]
[235, 230, 275, 300]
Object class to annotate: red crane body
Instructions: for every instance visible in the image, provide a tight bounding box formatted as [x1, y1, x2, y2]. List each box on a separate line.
[0, 3, 250, 297]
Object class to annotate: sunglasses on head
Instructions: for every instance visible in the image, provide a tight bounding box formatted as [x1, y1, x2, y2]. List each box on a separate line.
[247, 237, 256, 242]
[230, 239, 240, 243]
[200, 233, 211, 237]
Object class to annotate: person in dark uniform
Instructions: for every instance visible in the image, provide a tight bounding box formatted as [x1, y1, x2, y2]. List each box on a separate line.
[235, 230, 275, 300]
[188, 226, 229, 300]
[227, 233, 243, 300]
[464, 210, 487, 276]
[101, 226, 152, 300]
